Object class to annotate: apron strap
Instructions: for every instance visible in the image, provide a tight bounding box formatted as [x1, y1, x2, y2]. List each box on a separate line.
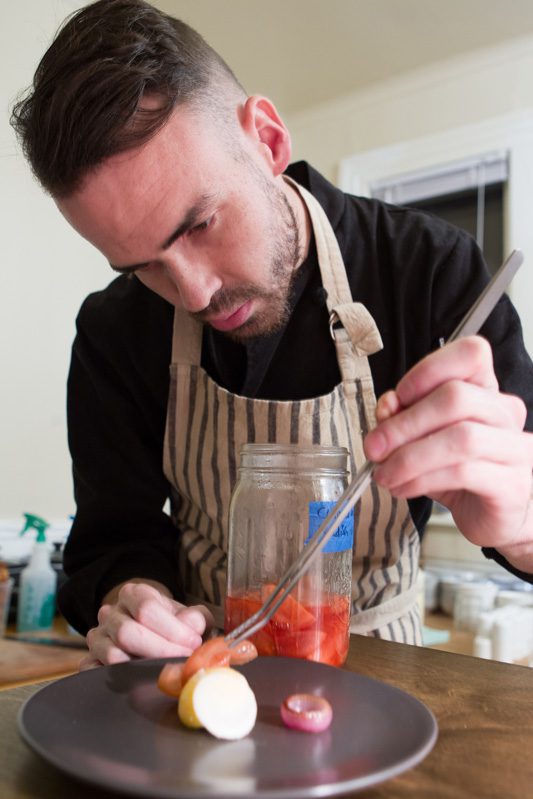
[350, 580, 419, 635]
[330, 302, 384, 382]
[171, 309, 203, 367]
[284, 176, 383, 383]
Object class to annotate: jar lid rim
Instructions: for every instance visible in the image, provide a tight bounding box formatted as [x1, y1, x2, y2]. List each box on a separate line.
[240, 444, 348, 455]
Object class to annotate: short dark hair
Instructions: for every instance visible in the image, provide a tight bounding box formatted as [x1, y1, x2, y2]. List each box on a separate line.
[10, 0, 246, 197]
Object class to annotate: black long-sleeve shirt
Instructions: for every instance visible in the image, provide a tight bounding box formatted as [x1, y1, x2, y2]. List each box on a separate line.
[59, 162, 533, 634]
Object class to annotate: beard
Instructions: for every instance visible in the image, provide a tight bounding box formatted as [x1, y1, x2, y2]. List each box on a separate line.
[192, 174, 302, 341]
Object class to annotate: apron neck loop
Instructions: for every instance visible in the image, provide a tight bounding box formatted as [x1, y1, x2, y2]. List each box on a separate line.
[284, 175, 383, 360]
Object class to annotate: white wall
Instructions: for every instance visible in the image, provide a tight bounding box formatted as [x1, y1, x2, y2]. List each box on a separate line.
[1, 1, 111, 520]
[286, 35, 533, 357]
[286, 35, 533, 182]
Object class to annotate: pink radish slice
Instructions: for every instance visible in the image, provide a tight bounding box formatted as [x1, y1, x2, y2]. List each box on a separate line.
[280, 693, 333, 733]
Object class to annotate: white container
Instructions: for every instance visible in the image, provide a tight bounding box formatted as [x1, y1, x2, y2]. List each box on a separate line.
[438, 571, 480, 615]
[477, 606, 533, 663]
[454, 581, 498, 632]
[473, 635, 492, 659]
[439, 576, 462, 616]
[495, 590, 533, 608]
[16, 532, 57, 632]
[492, 607, 533, 662]
[423, 569, 440, 612]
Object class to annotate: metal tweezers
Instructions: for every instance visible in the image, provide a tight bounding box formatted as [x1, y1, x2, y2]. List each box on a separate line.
[225, 249, 524, 648]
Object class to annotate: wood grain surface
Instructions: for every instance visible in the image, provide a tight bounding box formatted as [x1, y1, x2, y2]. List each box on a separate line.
[1, 635, 532, 799]
[0, 639, 85, 688]
[346, 637, 533, 798]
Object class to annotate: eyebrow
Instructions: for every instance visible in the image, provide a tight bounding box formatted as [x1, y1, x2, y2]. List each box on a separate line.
[109, 194, 216, 274]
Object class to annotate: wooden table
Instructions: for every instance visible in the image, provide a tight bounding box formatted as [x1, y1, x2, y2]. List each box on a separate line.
[1, 635, 532, 798]
[0, 625, 87, 690]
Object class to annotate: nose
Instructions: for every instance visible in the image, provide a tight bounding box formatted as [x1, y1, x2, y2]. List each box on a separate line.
[164, 252, 221, 313]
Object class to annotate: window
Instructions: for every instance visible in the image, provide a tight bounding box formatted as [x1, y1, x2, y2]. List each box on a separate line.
[369, 152, 508, 273]
[407, 184, 504, 275]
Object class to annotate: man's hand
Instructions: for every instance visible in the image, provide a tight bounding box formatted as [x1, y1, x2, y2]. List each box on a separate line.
[364, 336, 533, 570]
[79, 580, 214, 671]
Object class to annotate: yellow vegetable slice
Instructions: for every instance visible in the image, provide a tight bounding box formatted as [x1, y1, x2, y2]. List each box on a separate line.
[178, 670, 204, 729]
[178, 667, 257, 740]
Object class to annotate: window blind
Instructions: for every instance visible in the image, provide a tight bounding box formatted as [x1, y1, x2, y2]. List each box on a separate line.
[370, 151, 509, 205]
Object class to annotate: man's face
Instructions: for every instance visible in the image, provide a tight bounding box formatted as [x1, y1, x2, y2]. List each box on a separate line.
[57, 105, 305, 339]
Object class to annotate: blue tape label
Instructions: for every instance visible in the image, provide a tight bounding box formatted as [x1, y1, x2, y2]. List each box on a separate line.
[305, 501, 354, 553]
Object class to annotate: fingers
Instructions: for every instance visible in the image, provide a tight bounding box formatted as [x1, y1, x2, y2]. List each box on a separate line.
[78, 654, 103, 672]
[375, 390, 401, 423]
[364, 335, 533, 554]
[366, 380, 526, 464]
[96, 616, 200, 660]
[371, 422, 533, 549]
[177, 604, 216, 636]
[384, 460, 532, 549]
[373, 423, 533, 496]
[396, 336, 499, 408]
[116, 584, 203, 649]
[85, 623, 133, 666]
[84, 582, 213, 667]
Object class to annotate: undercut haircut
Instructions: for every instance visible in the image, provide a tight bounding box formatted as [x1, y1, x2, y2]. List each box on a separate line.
[10, 0, 246, 197]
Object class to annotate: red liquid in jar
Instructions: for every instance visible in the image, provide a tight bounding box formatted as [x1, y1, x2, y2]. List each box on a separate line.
[225, 586, 350, 666]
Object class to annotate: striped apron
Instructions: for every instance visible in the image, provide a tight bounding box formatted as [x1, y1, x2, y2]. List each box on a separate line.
[163, 178, 422, 645]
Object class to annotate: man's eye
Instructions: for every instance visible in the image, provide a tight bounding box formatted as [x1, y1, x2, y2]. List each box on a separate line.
[191, 216, 213, 235]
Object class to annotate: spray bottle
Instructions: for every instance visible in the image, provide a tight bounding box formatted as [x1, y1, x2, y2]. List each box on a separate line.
[16, 513, 57, 632]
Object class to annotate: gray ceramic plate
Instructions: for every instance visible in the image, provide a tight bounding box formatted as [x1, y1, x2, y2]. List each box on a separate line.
[19, 657, 438, 798]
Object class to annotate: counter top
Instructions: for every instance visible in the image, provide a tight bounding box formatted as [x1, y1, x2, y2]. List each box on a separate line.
[1, 634, 532, 798]
[0, 632, 86, 690]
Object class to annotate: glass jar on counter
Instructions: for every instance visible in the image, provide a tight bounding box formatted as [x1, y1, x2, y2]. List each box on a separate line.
[224, 444, 354, 666]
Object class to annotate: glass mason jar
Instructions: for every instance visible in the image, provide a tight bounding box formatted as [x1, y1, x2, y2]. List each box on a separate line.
[225, 444, 354, 666]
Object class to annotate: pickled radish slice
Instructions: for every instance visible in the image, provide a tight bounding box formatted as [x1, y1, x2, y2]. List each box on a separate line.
[260, 583, 316, 630]
[158, 638, 257, 700]
[181, 636, 257, 685]
[225, 592, 350, 665]
[228, 639, 258, 665]
[280, 693, 333, 733]
[158, 662, 185, 698]
[181, 637, 232, 685]
[179, 667, 258, 740]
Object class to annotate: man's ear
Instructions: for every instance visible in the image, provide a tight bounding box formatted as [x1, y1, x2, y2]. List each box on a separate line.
[239, 95, 292, 176]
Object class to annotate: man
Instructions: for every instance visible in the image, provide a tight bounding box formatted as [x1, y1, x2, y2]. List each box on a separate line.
[11, 0, 533, 669]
